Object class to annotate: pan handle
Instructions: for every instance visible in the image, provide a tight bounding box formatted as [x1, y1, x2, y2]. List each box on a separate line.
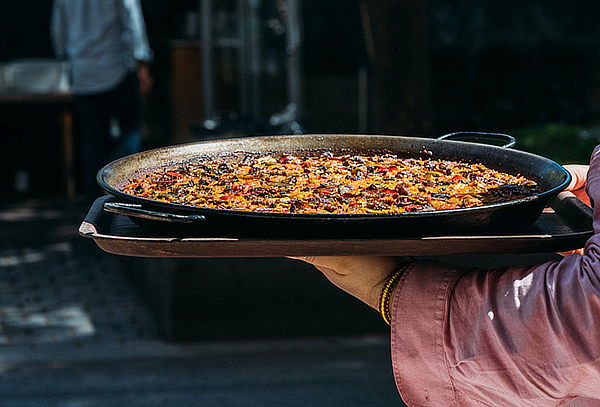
[103, 202, 206, 224]
[437, 132, 516, 149]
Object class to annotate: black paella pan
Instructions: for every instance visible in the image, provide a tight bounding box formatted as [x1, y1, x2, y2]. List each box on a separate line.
[97, 132, 571, 237]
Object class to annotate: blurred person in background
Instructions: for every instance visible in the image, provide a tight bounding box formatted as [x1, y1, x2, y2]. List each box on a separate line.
[294, 146, 600, 406]
[51, 0, 153, 195]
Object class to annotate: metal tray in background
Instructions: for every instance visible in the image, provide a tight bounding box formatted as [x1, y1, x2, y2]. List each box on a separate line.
[79, 192, 593, 258]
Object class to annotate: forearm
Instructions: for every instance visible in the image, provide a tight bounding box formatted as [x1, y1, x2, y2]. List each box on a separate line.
[450, 253, 600, 397]
[391, 145, 600, 405]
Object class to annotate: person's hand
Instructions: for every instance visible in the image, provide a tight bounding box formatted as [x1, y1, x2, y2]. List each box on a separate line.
[558, 164, 590, 256]
[137, 63, 153, 96]
[564, 164, 590, 206]
[289, 256, 399, 309]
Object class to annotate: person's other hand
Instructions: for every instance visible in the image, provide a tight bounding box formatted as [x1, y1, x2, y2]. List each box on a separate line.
[137, 63, 153, 96]
[564, 164, 590, 206]
[558, 164, 590, 256]
[289, 256, 399, 309]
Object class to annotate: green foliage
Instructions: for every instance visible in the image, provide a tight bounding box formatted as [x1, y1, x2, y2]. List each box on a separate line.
[508, 124, 600, 164]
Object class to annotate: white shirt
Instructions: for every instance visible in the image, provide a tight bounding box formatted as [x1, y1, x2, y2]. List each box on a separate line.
[51, 0, 153, 94]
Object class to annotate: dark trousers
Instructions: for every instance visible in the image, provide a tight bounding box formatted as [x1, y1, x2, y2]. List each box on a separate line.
[75, 72, 142, 195]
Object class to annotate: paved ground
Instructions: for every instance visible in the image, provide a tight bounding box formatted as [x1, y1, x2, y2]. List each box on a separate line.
[0, 197, 404, 406]
[0, 336, 401, 407]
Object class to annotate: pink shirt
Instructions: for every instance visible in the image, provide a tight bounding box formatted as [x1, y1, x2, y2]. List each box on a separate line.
[391, 145, 600, 407]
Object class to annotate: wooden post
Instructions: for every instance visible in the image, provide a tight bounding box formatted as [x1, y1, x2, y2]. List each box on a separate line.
[62, 108, 75, 200]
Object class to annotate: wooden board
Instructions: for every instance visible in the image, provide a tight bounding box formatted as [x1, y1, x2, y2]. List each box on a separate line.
[79, 194, 594, 258]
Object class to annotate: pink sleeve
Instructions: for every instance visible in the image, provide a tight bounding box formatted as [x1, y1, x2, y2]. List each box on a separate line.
[391, 146, 600, 407]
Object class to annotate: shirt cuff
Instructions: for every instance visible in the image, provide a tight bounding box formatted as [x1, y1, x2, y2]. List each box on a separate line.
[134, 49, 154, 64]
[390, 260, 468, 407]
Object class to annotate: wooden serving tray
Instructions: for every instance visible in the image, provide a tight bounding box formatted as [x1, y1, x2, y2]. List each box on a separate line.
[79, 193, 593, 258]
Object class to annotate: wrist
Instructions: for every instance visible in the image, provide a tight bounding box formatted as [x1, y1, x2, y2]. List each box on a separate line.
[353, 257, 400, 309]
[365, 279, 389, 310]
[377, 262, 411, 325]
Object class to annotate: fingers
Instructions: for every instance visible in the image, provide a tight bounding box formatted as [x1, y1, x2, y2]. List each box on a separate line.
[287, 256, 345, 272]
[287, 256, 316, 263]
[564, 165, 589, 191]
[563, 164, 591, 206]
[572, 188, 592, 206]
[558, 248, 585, 257]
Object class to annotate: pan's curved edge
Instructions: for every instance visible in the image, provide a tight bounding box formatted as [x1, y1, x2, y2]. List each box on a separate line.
[95, 134, 571, 228]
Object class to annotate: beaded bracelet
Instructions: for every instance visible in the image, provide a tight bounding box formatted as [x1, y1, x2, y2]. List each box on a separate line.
[378, 264, 410, 326]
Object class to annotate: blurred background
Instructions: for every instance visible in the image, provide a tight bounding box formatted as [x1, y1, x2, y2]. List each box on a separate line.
[0, 0, 599, 406]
